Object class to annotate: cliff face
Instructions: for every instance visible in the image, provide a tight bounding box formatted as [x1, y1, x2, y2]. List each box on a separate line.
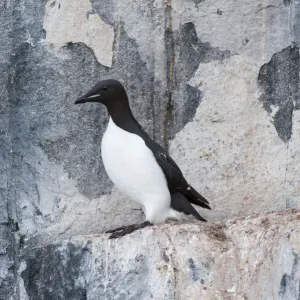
[19, 211, 300, 300]
[1, 0, 300, 299]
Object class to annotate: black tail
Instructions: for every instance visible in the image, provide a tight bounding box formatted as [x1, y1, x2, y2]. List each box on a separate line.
[171, 192, 207, 222]
[183, 185, 211, 210]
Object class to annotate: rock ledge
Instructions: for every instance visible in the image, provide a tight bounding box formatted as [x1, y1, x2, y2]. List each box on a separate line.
[20, 209, 300, 300]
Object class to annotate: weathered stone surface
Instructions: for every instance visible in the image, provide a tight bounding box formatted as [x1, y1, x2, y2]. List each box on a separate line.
[6, 4, 167, 243]
[258, 45, 300, 142]
[43, 0, 114, 67]
[19, 210, 300, 300]
[1, 0, 300, 299]
[170, 0, 300, 221]
[1, 1, 17, 299]
[0, 225, 15, 300]
[21, 242, 90, 300]
[1, 0, 298, 246]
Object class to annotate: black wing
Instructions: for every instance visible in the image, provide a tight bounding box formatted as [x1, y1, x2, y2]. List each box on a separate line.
[134, 122, 210, 210]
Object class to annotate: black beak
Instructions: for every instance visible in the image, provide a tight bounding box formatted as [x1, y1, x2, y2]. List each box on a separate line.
[74, 96, 88, 105]
[74, 93, 101, 105]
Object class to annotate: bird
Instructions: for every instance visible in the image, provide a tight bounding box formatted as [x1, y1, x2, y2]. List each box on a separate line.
[75, 79, 211, 238]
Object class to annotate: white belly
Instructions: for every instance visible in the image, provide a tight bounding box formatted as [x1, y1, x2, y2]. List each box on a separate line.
[101, 118, 177, 223]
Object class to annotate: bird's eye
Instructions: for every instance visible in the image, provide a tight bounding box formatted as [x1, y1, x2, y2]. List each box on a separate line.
[102, 86, 108, 90]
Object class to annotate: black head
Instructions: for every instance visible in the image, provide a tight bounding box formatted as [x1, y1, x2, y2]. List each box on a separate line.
[74, 79, 128, 106]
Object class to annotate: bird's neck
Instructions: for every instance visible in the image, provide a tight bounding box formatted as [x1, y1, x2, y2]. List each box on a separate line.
[106, 98, 135, 129]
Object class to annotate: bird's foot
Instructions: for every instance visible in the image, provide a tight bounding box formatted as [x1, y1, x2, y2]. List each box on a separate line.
[106, 221, 152, 239]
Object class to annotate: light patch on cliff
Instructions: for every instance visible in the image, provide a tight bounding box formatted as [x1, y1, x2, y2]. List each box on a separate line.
[43, 0, 114, 67]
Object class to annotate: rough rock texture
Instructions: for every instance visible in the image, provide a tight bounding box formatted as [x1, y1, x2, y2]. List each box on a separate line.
[19, 210, 300, 300]
[1, 0, 300, 299]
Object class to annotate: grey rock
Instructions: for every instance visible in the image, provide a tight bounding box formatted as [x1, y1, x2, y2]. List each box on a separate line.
[1, 0, 300, 299]
[89, 0, 115, 25]
[168, 22, 231, 142]
[291, 0, 300, 43]
[18, 210, 300, 300]
[22, 242, 90, 300]
[258, 45, 300, 142]
[0, 225, 15, 300]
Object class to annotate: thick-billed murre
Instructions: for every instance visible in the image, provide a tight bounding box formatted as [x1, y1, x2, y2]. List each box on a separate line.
[75, 79, 211, 238]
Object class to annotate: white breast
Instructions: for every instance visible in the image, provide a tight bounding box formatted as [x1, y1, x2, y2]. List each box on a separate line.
[101, 118, 178, 224]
